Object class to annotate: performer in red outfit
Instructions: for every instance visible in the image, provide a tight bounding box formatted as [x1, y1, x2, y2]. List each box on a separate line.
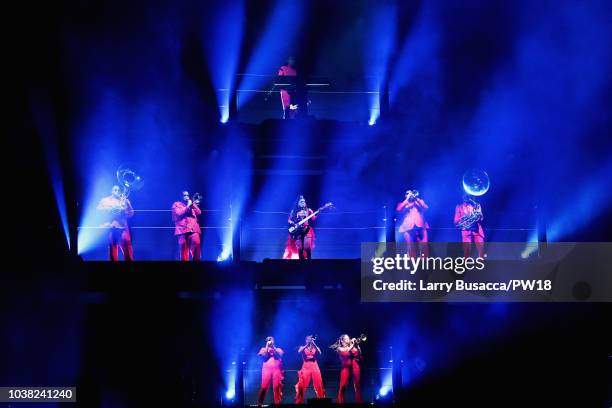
[287, 195, 317, 260]
[332, 334, 363, 404]
[396, 189, 429, 257]
[295, 335, 325, 403]
[258, 336, 285, 405]
[171, 191, 202, 261]
[454, 195, 485, 258]
[278, 56, 297, 119]
[97, 185, 134, 261]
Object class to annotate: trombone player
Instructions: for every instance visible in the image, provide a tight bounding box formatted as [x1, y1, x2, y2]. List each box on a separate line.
[172, 191, 202, 261]
[97, 185, 134, 261]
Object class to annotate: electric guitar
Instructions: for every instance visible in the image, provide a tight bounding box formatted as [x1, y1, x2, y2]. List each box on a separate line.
[288, 202, 333, 239]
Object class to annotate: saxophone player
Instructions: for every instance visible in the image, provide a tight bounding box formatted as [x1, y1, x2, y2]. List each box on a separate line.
[454, 195, 485, 258]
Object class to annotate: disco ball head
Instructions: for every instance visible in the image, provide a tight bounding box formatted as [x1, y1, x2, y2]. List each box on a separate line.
[462, 169, 490, 196]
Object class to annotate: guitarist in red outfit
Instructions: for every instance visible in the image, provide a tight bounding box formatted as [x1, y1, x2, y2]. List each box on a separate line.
[287, 195, 317, 260]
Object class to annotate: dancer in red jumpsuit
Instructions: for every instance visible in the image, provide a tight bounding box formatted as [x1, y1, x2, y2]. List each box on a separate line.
[295, 335, 325, 403]
[258, 336, 285, 405]
[97, 185, 134, 261]
[286, 195, 317, 260]
[332, 334, 363, 403]
[396, 189, 429, 257]
[278, 56, 297, 119]
[454, 195, 485, 258]
[171, 191, 202, 261]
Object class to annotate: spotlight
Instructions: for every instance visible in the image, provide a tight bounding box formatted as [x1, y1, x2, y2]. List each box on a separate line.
[217, 249, 231, 262]
[375, 385, 392, 401]
[368, 118, 377, 126]
[521, 234, 539, 259]
[225, 389, 235, 400]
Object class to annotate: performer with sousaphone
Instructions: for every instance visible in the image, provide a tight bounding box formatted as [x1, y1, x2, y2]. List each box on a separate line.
[454, 169, 490, 258]
[284, 195, 333, 260]
[454, 194, 485, 258]
[96, 167, 142, 261]
[97, 184, 134, 261]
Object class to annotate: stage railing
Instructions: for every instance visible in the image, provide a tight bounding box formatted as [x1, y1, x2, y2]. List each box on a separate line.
[79, 205, 538, 261]
[78, 207, 231, 261]
[240, 366, 392, 405]
[219, 73, 382, 123]
[240, 208, 386, 261]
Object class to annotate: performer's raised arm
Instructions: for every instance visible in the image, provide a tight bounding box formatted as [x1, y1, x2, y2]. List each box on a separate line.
[124, 199, 134, 218]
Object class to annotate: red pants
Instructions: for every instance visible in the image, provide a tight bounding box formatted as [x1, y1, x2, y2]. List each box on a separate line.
[403, 228, 429, 258]
[337, 363, 362, 403]
[108, 228, 133, 261]
[177, 232, 201, 261]
[461, 230, 485, 258]
[295, 362, 325, 403]
[280, 90, 296, 119]
[258, 366, 283, 405]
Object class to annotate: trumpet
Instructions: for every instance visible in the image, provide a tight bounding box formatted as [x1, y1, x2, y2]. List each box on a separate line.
[192, 192, 202, 205]
[406, 190, 420, 200]
[330, 333, 367, 350]
[353, 334, 367, 344]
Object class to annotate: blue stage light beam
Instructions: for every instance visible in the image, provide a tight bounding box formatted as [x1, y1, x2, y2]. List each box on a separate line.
[210, 289, 254, 401]
[223, 361, 237, 402]
[389, 3, 440, 104]
[376, 369, 393, 399]
[77, 174, 118, 256]
[202, 1, 245, 123]
[546, 163, 612, 241]
[362, 2, 396, 125]
[237, 0, 304, 108]
[249, 122, 318, 260]
[32, 96, 71, 250]
[521, 231, 539, 259]
[202, 126, 251, 262]
[463, 1, 612, 242]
